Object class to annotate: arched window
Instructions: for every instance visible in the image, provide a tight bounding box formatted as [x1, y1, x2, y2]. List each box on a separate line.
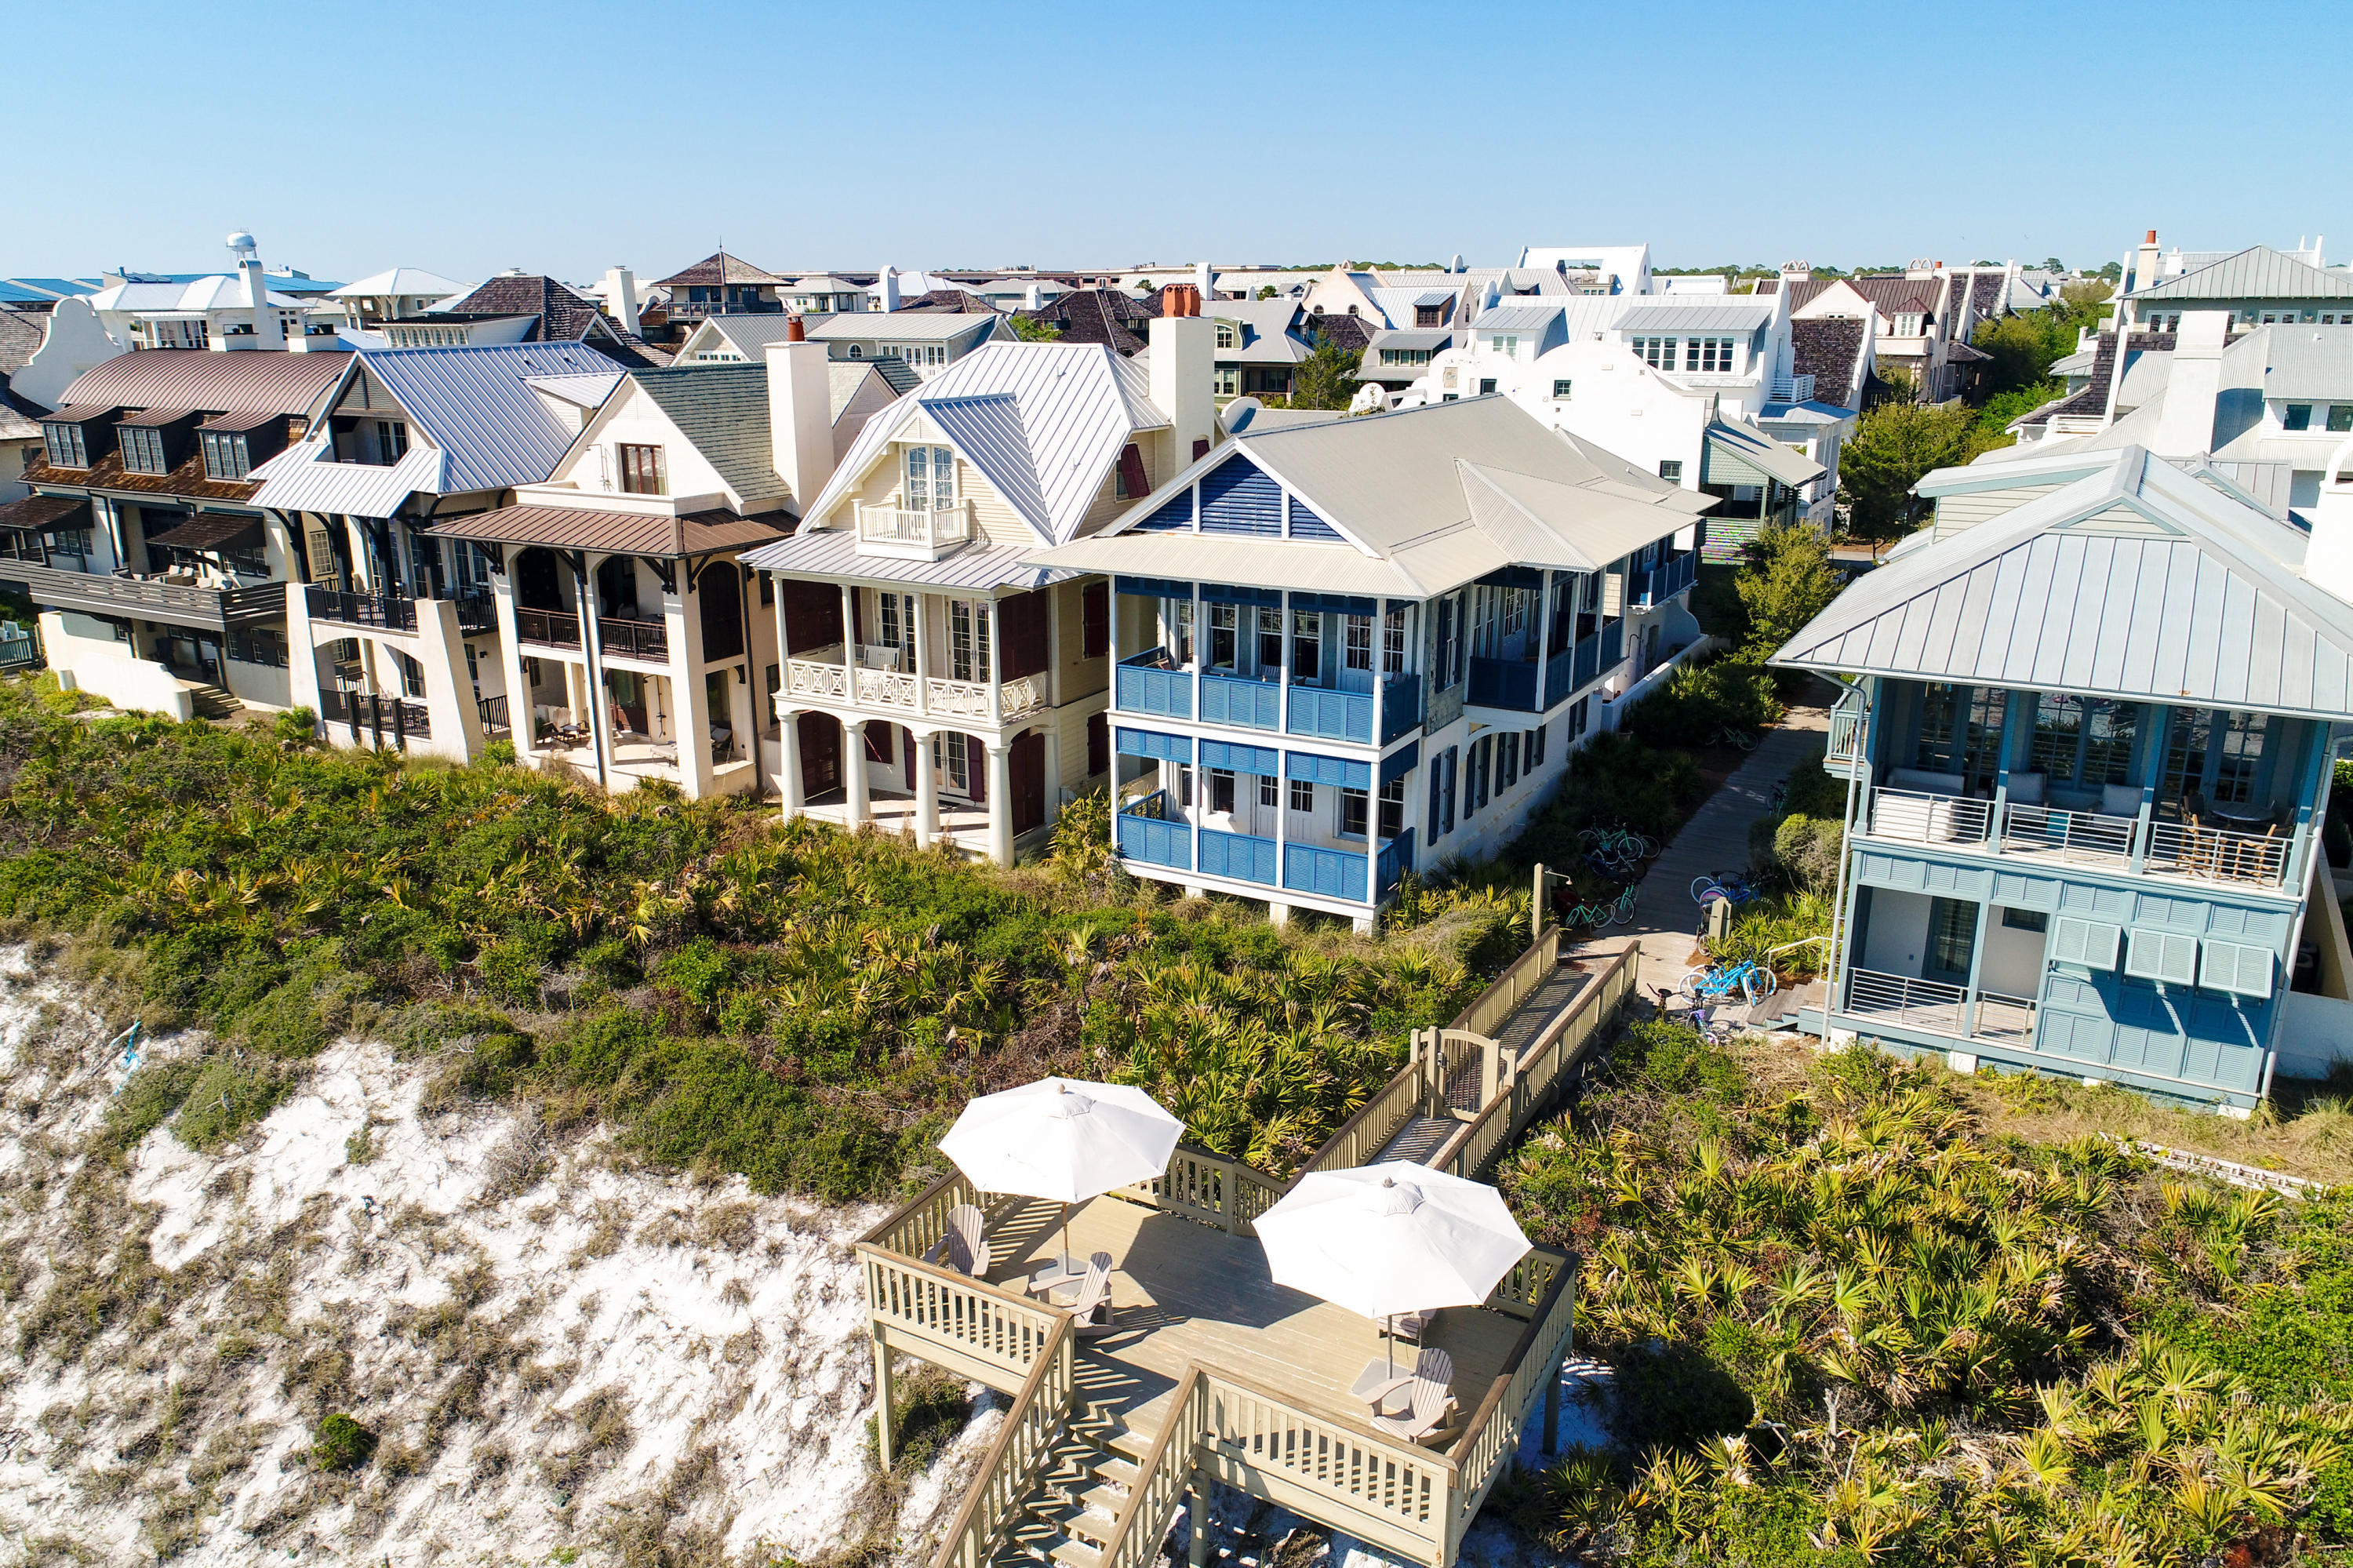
[849, 344, 863, 358]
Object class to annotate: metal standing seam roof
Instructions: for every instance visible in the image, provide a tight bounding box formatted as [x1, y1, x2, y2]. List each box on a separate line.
[2130, 246, 2353, 303]
[738, 526, 1083, 593]
[1775, 448, 2353, 719]
[358, 342, 620, 495]
[807, 314, 998, 344]
[1467, 305, 1567, 335]
[247, 442, 444, 516]
[50, 349, 351, 417]
[427, 504, 791, 558]
[2259, 324, 2353, 402]
[329, 268, 466, 300]
[524, 371, 627, 409]
[797, 342, 1172, 547]
[1614, 300, 1777, 334]
[1705, 420, 1826, 486]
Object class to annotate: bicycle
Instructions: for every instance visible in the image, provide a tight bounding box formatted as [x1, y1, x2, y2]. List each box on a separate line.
[1708, 726, 1758, 753]
[1678, 959, 1779, 1006]
[1691, 871, 1759, 906]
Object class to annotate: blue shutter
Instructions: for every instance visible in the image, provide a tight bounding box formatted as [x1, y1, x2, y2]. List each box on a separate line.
[1288, 493, 1344, 541]
[1201, 740, 1279, 774]
[1136, 486, 1194, 532]
[1198, 458, 1282, 537]
[1379, 740, 1420, 787]
[1114, 727, 1194, 763]
[1286, 752, 1372, 790]
[2125, 928, 2199, 986]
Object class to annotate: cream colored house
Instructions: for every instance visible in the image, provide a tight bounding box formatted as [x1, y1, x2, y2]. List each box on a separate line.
[743, 312, 1220, 864]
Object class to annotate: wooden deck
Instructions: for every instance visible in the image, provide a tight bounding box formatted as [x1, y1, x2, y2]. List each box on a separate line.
[978, 1194, 1526, 1439]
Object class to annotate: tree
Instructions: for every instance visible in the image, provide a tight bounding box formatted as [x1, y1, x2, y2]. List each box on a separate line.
[2041, 256, 2065, 275]
[1255, 285, 1278, 300]
[1837, 402, 1978, 545]
[1282, 337, 1362, 411]
[1732, 522, 1842, 662]
[1009, 314, 1062, 343]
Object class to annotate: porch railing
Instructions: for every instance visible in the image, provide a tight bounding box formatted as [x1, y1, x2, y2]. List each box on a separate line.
[1843, 969, 2036, 1044]
[478, 693, 510, 733]
[515, 607, 581, 649]
[1824, 693, 1865, 777]
[1115, 647, 1192, 719]
[1201, 828, 1278, 886]
[1283, 839, 1369, 900]
[1998, 801, 2137, 864]
[1115, 789, 1191, 870]
[855, 500, 973, 559]
[597, 615, 669, 661]
[1201, 669, 1279, 729]
[305, 584, 417, 632]
[2144, 820, 2293, 888]
[1866, 786, 1991, 845]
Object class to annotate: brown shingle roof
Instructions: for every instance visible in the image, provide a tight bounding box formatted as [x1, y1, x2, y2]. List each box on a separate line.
[1016, 288, 1161, 355]
[24, 446, 264, 503]
[892, 289, 1001, 314]
[656, 251, 787, 290]
[426, 504, 794, 557]
[0, 493, 91, 533]
[1790, 317, 1866, 402]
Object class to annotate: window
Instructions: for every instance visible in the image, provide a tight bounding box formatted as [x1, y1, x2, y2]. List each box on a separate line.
[2284, 404, 2314, 431]
[1380, 348, 1431, 367]
[1209, 769, 1236, 814]
[1289, 778, 1315, 813]
[1169, 597, 1194, 665]
[2031, 693, 2137, 786]
[1382, 608, 1406, 675]
[2163, 707, 2271, 807]
[1259, 773, 1279, 808]
[1684, 337, 1734, 373]
[904, 445, 955, 509]
[1569, 696, 1590, 737]
[1415, 305, 1445, 327]
[376, 420, 408, 461]
[2002, 908, 2049, 933]
[1215, 368, 1240, 395]
[1551, 379, 1572, 399]
[2331, 406, 2353, 433]
[1437, 595, 1460, 689]
[202, 431, 250, 480]
[1657, 460, 1682, 483]
[121, 425, 169, 475]
[1634, 337, 1675, 369]
[1894, 313, 1924, 337]
[878, 590, 905, 652]
[948, 598, 990, 682]
[1467, 735, 1493, 813]
[1257, 606, 1282, 669]
[1344, 615, 1372, 671]
[1478, 378, 1497, 395]
[1292, 610, 1320, 682]
[1209, 602, 1238, 669]
[1488, 335, 1518, 357]
[1215, 322, 1237, 349]
[42, 423, 88, 468]
[227, 627, 287, 667]
[1379, 777, 1406, 839]
[1927, 898, 1978, 979]
[1338, 788, 1368, 839]
[617, 443, 664, 495]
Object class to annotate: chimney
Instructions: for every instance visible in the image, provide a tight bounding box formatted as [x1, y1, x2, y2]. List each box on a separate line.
[1024, 283, 1042, 311]
[2151, 309, 2229, 455]
[2135, 228, 2162, 292]
[1147, 309, 1213, 464]
[766, 339, 835, 515]
[227, 231, 278, 351]
[602, 266, 640, 336]
[1162, 283, 1202, 318]
[1194, 259, 1214, 303]
[2306, 437, 2353, 605]
[881, 266, 902, 312]
[786, 313, 806, 342]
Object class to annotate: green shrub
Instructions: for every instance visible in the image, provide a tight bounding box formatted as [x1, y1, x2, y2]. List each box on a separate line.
[1620, 658, 1784, 748]
[173, 1056, 293, 1151]
[99, 1057, 205, 1154]
[273, 708, 317, 748]
[310, 1413, 376, 1472]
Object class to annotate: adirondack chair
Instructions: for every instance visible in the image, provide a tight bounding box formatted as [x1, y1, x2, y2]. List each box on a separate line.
[920, 1203, 991, 1277]
[1369, 1348, 1457, 1442]
[1035, 1250, 1116, 1335]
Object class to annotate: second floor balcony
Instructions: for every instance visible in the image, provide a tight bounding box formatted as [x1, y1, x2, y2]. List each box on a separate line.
[1115, 647, 1420, 744]
[13, 560, 284, 634]
[303, 584, 498, 638]
[782, 641, 1045, 723]
[853, 500, 974, 562]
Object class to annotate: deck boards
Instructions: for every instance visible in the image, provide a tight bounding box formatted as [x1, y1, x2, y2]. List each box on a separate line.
[980, 1194, 1526, 1438]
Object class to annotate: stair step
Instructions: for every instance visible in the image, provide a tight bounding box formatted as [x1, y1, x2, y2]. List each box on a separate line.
[1094, 1456, 1141, 1489]
[1078, 1484, 1130, 1519]
[1049, 1540, 1104, 1568]
[1105, 1426, 1155, 1461]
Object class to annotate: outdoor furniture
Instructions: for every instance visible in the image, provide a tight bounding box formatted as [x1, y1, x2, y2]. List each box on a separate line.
[938, 1077, 1183, 1271]
[1353, 1346, 1453, 1420]
[1369, 1355, 1460, 1445]
[1349, 1360, 1414, 1414]
[922, 1202, 991, 1277]
[1391, 1308, 1433, 1344]
[1031, 1250, 1115, 1334]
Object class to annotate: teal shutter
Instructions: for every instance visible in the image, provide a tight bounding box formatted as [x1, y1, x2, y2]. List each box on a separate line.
[2125, 928, 2199, 986]
[2049, 916, 2121, 970]
[2199, 940, 2274, 999]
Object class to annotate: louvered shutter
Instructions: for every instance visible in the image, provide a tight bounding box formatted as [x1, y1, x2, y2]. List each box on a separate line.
[2125, 929, 2199, 986]
[2049, 916, 2121, 970]
[1118, 443, 1149, 500]
[2199, 940, 2274, 999]
[1082, 582, 1108, 657]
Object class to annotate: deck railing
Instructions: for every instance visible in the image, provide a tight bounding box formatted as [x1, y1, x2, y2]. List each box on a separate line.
[1824, 693, 1866, 777]
[856, 1171, 1064, 1387]
[1434, 948, 1635, 1181]
[931, 1315, 1075, 1568]
[1200, 1369, 1448, 1555]
[1998, 801, 2137, 864]
[1844, 968, 2038, 1045]
[515, 607, 581, 649]
[1112, 1144, 1285, 1238]
[1116, 648, 1194, 719]
[1115, 789, 1191, 870]
[1867, 786, 1991, 845]
[1088, 1367, 1208, 1568]
[598, 614, 670, 661]
[1452, 924, 1564, 1037]
[1446, 1252, 1579, 1560]
[2145, 819, 2293, 887]
[856, 500, 973, 559]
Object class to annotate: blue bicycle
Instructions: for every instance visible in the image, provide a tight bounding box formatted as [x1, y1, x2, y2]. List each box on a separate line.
[1691, 871, 1760, 906]
[1679, 959, 1779, 1006]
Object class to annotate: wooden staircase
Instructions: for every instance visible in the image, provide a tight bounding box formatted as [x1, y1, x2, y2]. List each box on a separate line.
[184, 682, 242, 721]
[993, 1406, 1158, 1568]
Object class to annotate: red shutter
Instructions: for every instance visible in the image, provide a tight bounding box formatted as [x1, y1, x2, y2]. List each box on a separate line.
[1082, 582, 1108, 658]
[1118, 442, 1148, 500]
[1087, 711, 1108, 776]
[967, 735, 987, 803]
[1192, 438, 1210, 461]
[998, 589, 1051, 681]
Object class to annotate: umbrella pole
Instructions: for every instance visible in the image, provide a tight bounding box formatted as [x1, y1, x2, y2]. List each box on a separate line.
[1385, 1315, 1394, 1376]
[1062, 1213, 1073, 1273]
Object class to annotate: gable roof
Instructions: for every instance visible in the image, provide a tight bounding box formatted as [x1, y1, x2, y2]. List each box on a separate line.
[1774, 446, 2353, 718]
[1033, 396, 1707, 598]
[630, 365, 779, 501]
[430, 274, 612, 345]
[793, 341, 1170, 548]
[2131, 246, 2353, 303]
[1017, 288, 1159, 355]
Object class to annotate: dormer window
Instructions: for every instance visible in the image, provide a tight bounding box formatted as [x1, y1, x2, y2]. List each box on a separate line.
[1415, 305, 1445, 327]
[904, 445, 955, 510]
[42, 422, 89, 469]
[122, 424, 171, 475]
[1894, 313, 1924, 337]
[1215, 322, 1237, 350]
[1489, 334, 1519, 358]
[202, 430, 251, 479]
[617, 443, 665, 495]
[1683, 337, 1734, 373]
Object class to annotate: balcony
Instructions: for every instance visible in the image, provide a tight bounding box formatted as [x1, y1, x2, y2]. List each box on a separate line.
[1202, 669, 1280, 730]
[598, 615, 670, 662]
[306, 584, 417, 633]
[1844, 968, 2035, 1046]
[666, 299, 782, 319]
[1282, 840, 1369, 900]
[784, 643, 1044, 722]
[13, 562, 283, 633]
[1768, 373, 1817, 403]
[1115, 790, 1191, 870]
[515, 607, 581, 649]
[1467, 657, 1538, 711]
[1824, 692, 1866, 778]
[1286, 684, 1371, 744]
[1858, 780, 2297, 892]
[1200, 828, 1277, 885]
[318, 687, 431, 747]
[2145, 818, 2292, 888]
[854, 500, 974, 561]
[1116, 649, 1193, 719]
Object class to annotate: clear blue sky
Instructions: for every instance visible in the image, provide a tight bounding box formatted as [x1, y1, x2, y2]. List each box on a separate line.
[7, 0, 2343, 285]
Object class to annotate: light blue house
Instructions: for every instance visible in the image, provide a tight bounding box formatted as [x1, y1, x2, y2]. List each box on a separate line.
[1775, 444, 2353, 1109]
[1034, 395, 1710, 930]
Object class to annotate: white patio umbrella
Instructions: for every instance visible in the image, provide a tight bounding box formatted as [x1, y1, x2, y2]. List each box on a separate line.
[938, 1076, 1184, 1267]
[1253, 1162, 1533, 1373]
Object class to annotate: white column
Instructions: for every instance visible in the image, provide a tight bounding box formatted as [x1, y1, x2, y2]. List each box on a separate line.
[839, 583, 856, 671]
[985, 740, 1013, 866]
[914, 729, 940, 846]
[777, 707, 805, 816]
[489, 563, 532, 761]
[844, 718, 871, 825]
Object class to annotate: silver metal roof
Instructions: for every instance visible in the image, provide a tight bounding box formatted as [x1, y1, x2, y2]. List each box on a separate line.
[249, 442, 443, 517]
[2131, 246, 2353, 302]
[362, 342, 615, 494]
[1614, 300, 1776, 334]
[1468, 305, 1566, 333]
[1776, 447, 2353, 719]
[739, 525, 1079, 593]
[2260, 323, 2353, 402]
